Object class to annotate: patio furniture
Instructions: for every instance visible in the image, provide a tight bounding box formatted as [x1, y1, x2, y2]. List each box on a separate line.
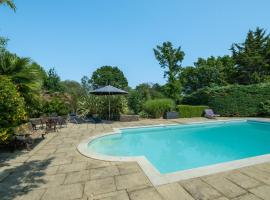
[120, 114, 139, 122]
[29, 118, 42, 130]
[45, 117, 58, 132]
[13, 122, 45, 150]
[163, 111, 179, 119]
[204, 109, 220, 119]
[58, 116, 67, 128]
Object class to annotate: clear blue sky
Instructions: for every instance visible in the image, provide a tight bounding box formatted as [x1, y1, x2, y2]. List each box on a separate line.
[1, 0, 270, 87]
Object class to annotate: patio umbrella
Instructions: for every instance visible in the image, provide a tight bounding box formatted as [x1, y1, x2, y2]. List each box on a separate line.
[90, 85, 128, 120]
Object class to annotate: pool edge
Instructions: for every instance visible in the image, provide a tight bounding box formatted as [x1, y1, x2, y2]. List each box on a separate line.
[77, 118, 270, 186]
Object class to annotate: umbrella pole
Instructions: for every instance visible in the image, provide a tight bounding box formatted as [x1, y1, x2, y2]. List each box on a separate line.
[109, 95, 110, 120]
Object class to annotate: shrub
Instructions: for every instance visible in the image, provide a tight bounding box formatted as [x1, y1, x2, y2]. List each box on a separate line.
[0, 76, 27, 144]
[177, 105, 209, 118]
[182, 83, 270, 117]
[143, 99, 174, 118]
[259, 100, 270, 116]
[42, 97, 70, 116]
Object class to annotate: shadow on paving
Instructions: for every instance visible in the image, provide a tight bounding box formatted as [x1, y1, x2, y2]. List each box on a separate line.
[0, 137, 46, 167]
[0, 157, 53, 200]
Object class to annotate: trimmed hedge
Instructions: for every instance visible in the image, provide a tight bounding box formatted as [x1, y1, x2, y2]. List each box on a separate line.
[177, 105, 209, 118]
[143, 99, 174, 118]
[182, 83, 270, 117]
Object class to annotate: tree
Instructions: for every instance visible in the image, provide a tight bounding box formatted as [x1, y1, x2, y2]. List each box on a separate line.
[61, 80, 84, 113]
[231, 27, 270, 84]
[154, 41, 184, 102]
[43, 68, 63, 92]
[0, 52, 44, 110]
[90, 66, 128, 89]
[0, 76, 26, 144]
[0, 0, 16, 11]
[180, 56, 235, 94]
[0, 37, 8, 53]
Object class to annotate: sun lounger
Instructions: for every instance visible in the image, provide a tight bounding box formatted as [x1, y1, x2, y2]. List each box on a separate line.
[204, 109, 220, 119]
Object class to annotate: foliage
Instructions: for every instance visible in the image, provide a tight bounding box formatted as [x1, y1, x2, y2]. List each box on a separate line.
[143, 98, 174, 118]
[128, 83, 165, 114]
[0, 37, 8, 53]
[0, 76, 26, 144]
[81, 75, 92, 93]
[231, 27, 270, 84]
[154, 42, 184, 102]
[43, 68, 63, 92]
[259, 100, 270, 116]
[177, 105, 208, 118]
[180, 56, 235, 94]
[61, 80, 85, 113]
[0, 0, 16, 11]
[182, 83, 270, 117]
[42, 97, 70, 116]
[90, 66, 128, 89]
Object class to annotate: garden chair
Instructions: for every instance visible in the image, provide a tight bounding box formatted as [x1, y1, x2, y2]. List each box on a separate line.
[13, 122, 46, 150]
[204, 109, 220, 119]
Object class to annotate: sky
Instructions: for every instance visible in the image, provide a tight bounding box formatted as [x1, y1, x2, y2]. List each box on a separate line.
[1, 0, 270, 88]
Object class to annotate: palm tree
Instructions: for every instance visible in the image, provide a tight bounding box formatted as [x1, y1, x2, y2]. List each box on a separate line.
[0, 0, 16, 11]
[0, 52, 43, 106]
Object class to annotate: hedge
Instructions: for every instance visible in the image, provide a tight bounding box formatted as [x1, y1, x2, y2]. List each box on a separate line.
[143, 99, 174, 118]
[182, 83, 270, 117]
[177, 105, 209, 118]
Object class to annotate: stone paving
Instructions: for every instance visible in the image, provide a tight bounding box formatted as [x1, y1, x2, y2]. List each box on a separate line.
[1, 118, 270, 200]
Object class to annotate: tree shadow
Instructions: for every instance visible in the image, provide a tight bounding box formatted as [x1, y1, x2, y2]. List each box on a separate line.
[0, 157, 53, 200]
[0, 137, 45, 167]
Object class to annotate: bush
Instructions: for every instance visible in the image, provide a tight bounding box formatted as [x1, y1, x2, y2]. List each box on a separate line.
[182, 83, 270, 117]
[143, 99, 174, 118]
[42, 97, 70, 116]
[259, 100, 270, 116]
[0, 76, 27, 144]
[177, 105, 209, 118]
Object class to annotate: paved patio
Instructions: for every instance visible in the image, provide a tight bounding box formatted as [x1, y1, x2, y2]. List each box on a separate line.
[1, 118, 270, 200]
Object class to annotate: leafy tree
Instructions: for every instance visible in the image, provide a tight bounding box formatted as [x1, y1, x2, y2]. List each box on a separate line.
[61, 80, 85, 113]
[0, 0, 16, 11]
[0, 76, 26, 144]
[81, 75, 92, 93]
[90, 66, 128, 89]
[0, 52, 44, 110]
[0, 37, 8, 53]
[231, 27, 270, 84]
[43, 68, 63, 92]
[154, 41, 184, 102]
[180, 56, 235, 94]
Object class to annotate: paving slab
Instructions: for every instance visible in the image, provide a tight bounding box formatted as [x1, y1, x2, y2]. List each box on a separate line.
[225, 171, 261, 189]
[129, 187, 163, 200]
[57, 162, 87, 173]
[249, 185, 270, 200]
[84, 177, 116, 196]
[156, 182, 195, 200]
[116, 162, 141, 175]
[115, 172, 152, 190]
[202, 175, 247, 198]
[232, 193, 262, 200]
[64, 170, 90, 184]
[42, 183, 83, 200]
[240, 167, 270, 185]
[17, 189, 46, 200]
[89, 190, 129, 200]
[181, 178, 222, 200]
[90, 165, 119, 180]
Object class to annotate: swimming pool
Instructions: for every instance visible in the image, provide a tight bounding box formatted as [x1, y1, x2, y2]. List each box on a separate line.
[78, 120, 270, 185]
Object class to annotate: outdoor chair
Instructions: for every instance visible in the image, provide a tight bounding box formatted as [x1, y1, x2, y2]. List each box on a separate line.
[13, 122, 46, 150]
[29, 118, 42, 130]
[204, 109, 220, 119]
[58, 116, 67, 128]
[45, 117, 58, 132]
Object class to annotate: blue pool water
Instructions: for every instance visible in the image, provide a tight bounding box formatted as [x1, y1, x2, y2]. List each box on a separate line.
[88, 121, 270, 174]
